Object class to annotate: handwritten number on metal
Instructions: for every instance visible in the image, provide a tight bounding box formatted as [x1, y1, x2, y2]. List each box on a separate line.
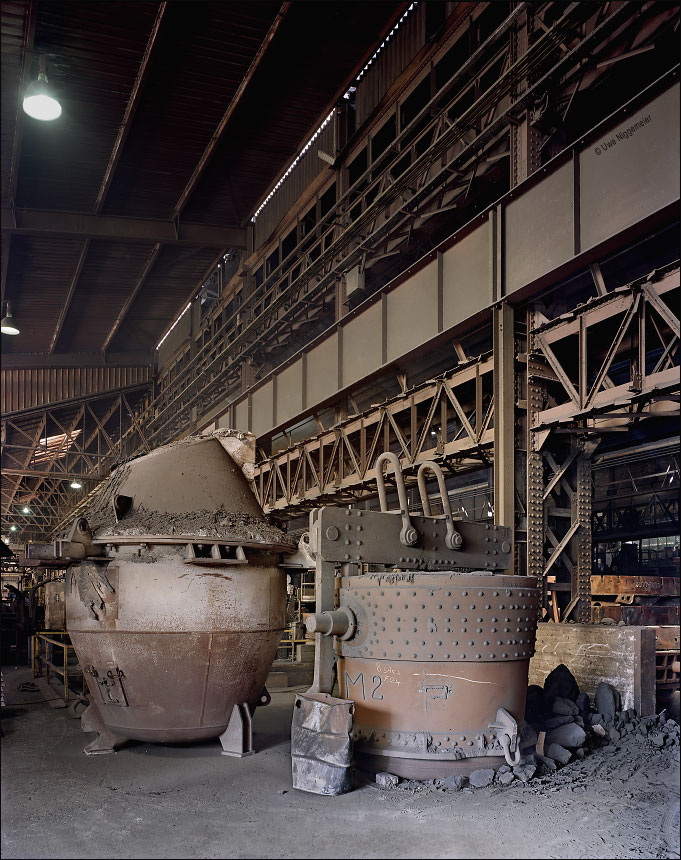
[371, 675, 384, 701]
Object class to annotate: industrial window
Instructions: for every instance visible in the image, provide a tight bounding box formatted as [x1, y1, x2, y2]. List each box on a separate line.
[266, 247, 279, 276]
[34, 431, 82, 464]
[371, 115, 396, 163]
[320, 183, 336, 217]
[435, 33, 469, 93]
[348, 147, 367, 187]
[301, 205, 317, 237]
[425, 1, 447, 41]
[475, 2, 510, 43]
[401, 77, 431, 130]
[282, 227, 297, 262]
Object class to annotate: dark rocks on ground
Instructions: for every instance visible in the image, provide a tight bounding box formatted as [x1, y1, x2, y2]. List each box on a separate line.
[553, 696, 580, 716]
[608, 728, 621, 743]
[376, 772, 399, 788]
[497, 764, 511, 775]
[546, 743, 572, 765]
[650, 732, 666, 747]
[573, 748, 585, 760]
[535, 753, 558, 773]
[545, 715, 575, 729]
[576, 691, 590, 719]
[441, 774, 465, 791]
[518, 721, 538, 750]
[595, 682, 620, 724]
[525, 685, 545, 720]
[513, 763, 537, 783]
[468, 768, 495, 788]
[546, 722, 587, 749]
[543, 664, 580, 706]
[589, 712, 606, 728]
[574, 716, 584, 728]
[601, 744, 618, 753]
[497, 771, 516, 786]
[623, 708, 637, 723]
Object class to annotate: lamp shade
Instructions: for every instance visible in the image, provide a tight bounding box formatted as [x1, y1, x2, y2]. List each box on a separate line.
[23, 73, 62, 121]
[1, 305, 19, 335]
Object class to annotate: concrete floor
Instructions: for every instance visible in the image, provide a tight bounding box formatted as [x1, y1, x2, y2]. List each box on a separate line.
[1, 664, 679, 860]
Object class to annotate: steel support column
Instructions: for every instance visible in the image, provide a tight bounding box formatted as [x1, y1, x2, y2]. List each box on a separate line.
[493, 303, 515, 559]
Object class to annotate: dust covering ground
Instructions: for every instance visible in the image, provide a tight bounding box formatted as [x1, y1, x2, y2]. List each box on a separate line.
[1, 667, 678, 860]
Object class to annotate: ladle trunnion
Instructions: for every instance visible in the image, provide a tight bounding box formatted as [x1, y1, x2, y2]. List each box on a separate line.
[302, 453, 540, 782]
[29, 431, 294, 756]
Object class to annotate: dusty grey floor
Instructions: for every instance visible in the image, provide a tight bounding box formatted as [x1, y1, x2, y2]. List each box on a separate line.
[1, 664, 679, 860]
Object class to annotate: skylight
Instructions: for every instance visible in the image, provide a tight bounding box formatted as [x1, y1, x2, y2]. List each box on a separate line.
[34, 430, 82, 464]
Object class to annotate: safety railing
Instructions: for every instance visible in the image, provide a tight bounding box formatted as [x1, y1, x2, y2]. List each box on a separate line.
[31, 631, 84, 702]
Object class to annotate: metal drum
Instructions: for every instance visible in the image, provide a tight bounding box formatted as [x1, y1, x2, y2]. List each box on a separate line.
[303, 453, 540, 782]
[61, 431, 293, 754]
[336, 572, 540, 778]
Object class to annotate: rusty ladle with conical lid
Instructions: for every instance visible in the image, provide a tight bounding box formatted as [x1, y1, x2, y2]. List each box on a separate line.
[51, 431, 296, 756]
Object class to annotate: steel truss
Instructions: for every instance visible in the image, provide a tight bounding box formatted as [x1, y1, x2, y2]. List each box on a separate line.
[524, 266, 680, 623]
[2, 387, 151, 540]
[255, 357, 494, 517]
[144, 1, 654, 447]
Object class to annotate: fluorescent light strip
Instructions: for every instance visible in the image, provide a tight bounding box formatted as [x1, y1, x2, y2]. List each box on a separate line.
[252, 2, 418, 224]
[252, 110, 335, 222]
[156, 302, 191, 350]
[346, 1, 417, 94]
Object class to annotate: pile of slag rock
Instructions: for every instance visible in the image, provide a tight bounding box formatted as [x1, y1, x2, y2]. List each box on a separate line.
[376, 663, 679, 791]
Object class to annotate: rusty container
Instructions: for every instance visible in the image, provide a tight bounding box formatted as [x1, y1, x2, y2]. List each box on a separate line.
[44, 579, 66, 630]
[65, 431, 293, 752]
[336, 572, 540, 778]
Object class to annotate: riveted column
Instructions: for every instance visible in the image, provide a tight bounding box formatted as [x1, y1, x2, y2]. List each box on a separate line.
[574, 440, 597, 623]
[526, 307, 549, 612]
[493, 302, 515, 565]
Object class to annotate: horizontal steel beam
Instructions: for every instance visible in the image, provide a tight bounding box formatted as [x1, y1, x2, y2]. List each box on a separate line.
[1, 208, 246, 248]
[1, 469, 103, 480]
[0, 351, 153, 368]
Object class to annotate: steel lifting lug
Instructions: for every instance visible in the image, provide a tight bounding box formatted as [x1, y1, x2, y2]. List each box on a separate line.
[375, 452, 419, 547]
[417, 461, 463, 551]
[489, 707, 521, 766]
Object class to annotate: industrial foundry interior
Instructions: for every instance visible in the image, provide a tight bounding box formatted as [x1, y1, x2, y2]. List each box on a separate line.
[1, 2, 679, 859]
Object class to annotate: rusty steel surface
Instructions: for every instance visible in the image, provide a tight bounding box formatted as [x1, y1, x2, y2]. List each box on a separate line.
[303, 457, 540, 780]
[63, 432, 287, 748]
[591, 574, 680, 597]
[591, 603, 680, 626]
[44, 580, 65, 630]
[311, 506, 513, 572]
[291, 692, 355, 795]
[336, 573, 539, 778]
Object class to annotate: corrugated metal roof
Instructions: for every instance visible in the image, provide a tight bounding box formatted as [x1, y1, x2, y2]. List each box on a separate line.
[184, 2, 408, 227]
[1, 364, 151, 413]
[1, 0, 405, 360]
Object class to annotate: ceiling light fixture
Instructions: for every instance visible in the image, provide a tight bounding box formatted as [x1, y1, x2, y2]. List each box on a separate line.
[23, 54, 62, 121]
[1, 301, 20, 335]
[10, 525, 17, 532]
[70, 480, 82, 489]
[22, 506, 31, 514]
